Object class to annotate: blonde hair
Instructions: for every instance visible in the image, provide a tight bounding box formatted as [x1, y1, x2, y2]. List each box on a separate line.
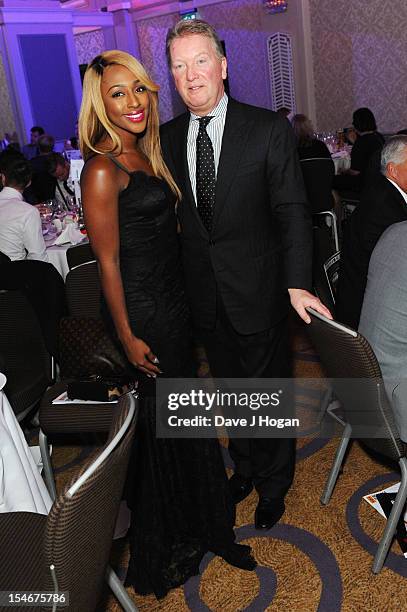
[79, 50, 180, 201]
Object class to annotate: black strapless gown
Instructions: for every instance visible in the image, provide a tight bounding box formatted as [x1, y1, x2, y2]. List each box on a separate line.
[107, 167, 252, 599]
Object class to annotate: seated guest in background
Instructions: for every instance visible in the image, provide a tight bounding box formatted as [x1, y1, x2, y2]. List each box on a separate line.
[333, 107, 384, 194]
[336, 135, 407, 328]
[292, 114, 334, 213]
[0, 152, 48, 262]
[24, 134, 56, 204]
[359, 220, 407, 443]
[1, 131, 20, 153]
[22, 125, 45, 160]
[46, 153, 73, 208]
[291, 114, 331, 160]
[64, 120, 79, 151]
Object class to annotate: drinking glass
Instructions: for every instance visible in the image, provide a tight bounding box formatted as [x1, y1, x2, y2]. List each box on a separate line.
[51, 199, 67, 220]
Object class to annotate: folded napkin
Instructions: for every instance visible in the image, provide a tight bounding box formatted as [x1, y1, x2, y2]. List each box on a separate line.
[54, 223, 85, 246]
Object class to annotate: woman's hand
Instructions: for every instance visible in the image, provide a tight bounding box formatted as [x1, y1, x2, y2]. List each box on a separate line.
[124, 335, 162, 377]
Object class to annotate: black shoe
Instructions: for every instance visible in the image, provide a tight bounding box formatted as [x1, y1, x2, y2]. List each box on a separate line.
[213, 543, 257, 571]
[229, 474, 253, 504]
[255, 497, 285, 530]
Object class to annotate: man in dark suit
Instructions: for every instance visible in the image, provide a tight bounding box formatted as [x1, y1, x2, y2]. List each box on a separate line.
[24, 134, 55, 204]
[160, 20, 330, 530]
[336, 135, 407, 329]
[22, 125, 45, 160]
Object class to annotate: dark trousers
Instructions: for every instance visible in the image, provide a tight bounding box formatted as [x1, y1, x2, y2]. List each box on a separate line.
[197, 294, 295, 499]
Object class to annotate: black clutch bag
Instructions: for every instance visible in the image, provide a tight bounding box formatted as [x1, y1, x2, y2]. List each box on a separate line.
[67, 375, 137, 402]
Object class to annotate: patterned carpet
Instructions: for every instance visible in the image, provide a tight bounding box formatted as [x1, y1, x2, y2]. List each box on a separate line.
[50, 319, 407, 611]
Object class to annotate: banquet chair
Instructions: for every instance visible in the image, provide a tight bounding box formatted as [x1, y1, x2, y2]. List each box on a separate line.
[0, 250, 11, 265]
[312, 227, 340, 316]
[60, 259, 127, 383]
[306, 307, 407, 574]
[65, 260, 101, 318]
[0, 393, 139, 612]
[66, 242, 95, 270]
[300, 157, 335, 214]
[0, 289, 53, 420]
[300, 157, 339, 251]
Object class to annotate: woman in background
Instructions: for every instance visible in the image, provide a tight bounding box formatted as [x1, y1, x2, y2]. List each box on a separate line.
[291, 113, 331, 160]
[79, 50, 255, 600]
[333, 107, 384, 193]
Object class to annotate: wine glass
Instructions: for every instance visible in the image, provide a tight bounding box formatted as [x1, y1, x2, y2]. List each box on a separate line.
[40, 202, 53, 224]
[52, 199, 67, 219]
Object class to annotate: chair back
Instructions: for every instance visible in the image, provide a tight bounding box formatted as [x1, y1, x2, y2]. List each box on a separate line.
[300, 157, 335, 213]
[42, 393, 138, 611]
[65, 260, 101, 318]
[66, 243, 95, 270]
[306, 307, 404, 461]
[0, 289, 52, 418]
[313, 226, 340, 314]
[0, 251, 11, 265]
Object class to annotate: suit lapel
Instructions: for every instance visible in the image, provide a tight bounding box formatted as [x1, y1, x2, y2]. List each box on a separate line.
[213, 99, 253, 228]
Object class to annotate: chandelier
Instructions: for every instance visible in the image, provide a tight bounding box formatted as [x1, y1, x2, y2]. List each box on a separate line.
[263, 0, 288, 14]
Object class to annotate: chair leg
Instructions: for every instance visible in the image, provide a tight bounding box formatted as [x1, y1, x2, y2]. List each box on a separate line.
[39, 429, 57, 501]
[106, 565, 138, 611]
[320, 423, 352, 505]
[372, 457, 407, 574]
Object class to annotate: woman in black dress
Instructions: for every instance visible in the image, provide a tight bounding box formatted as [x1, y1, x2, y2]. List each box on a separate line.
[79, 51, 255, 600]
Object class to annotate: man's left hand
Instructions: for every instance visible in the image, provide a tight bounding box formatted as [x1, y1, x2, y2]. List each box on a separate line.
[288, 288, 332, 324]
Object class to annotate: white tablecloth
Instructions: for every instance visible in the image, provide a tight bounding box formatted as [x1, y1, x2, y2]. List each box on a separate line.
[0, 373, 52, 514]
[332, 151, 351, 174]
[46, 243, 70, 280]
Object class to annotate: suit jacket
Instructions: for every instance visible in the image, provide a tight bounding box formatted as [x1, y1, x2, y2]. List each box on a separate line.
[24, 154, 56, 205]
[336, 174, 407, 328]
[160, 98, 311, 334]
[359, 221, 407, 442]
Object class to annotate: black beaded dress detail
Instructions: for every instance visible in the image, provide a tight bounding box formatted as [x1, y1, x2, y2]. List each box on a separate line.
[102, 157, 253, 599]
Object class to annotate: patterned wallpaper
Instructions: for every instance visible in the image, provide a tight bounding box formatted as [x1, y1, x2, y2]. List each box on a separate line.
[137, 0, 270, 124]
[74, 29, 105, 66]
[0, 53, 17, 141]
[309, 0, 407, 133]
[136, 13, 180, 125]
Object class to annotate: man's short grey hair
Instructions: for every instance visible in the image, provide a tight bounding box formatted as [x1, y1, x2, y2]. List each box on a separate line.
[381, 135, 407, 174]
[165, 19, 224, 68]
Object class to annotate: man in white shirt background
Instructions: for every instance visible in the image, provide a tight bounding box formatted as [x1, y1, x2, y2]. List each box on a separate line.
[0, 151, 48, 262]
[0, 151, 66, 360]
[46, 153, 74, 210]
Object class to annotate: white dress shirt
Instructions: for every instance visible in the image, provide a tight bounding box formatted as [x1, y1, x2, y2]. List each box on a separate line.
[0, 186, 48, 262]
[386, 177, 407, 205]
[187, 93, 228, 203]
[54, 178, 74, 210]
